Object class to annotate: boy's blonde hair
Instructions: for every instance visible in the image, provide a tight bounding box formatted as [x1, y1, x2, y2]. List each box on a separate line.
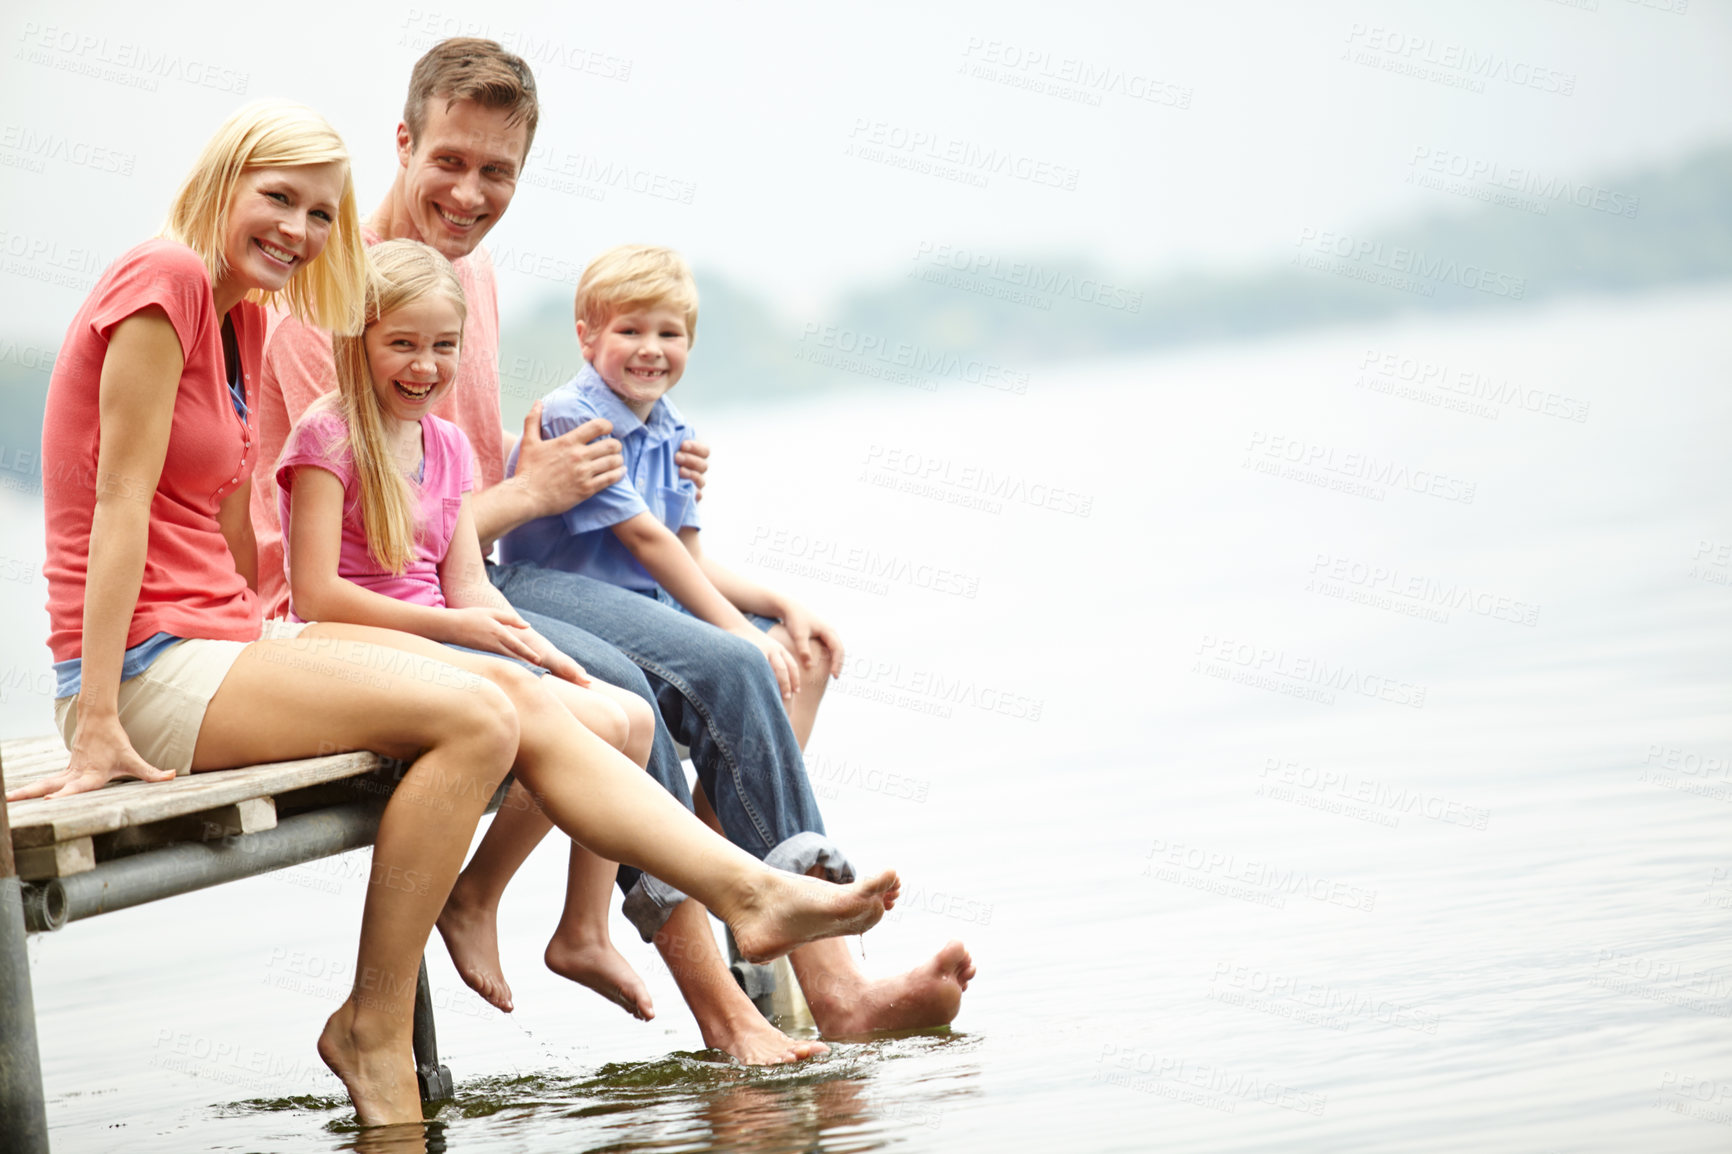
[575, 245, 699, 344]
[163, 100, 366, 335]
[329, 240, 468, 574]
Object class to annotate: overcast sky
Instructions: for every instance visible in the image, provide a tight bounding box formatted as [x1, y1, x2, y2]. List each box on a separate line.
[3, 0, 1730, 341]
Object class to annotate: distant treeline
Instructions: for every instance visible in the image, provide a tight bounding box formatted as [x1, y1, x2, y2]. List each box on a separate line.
[6, 144, 1731, 450]
[501, 143, 1732, 414]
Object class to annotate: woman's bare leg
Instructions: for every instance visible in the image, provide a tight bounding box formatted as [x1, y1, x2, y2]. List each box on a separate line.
[324, 630, 897, 965]
[190, 626, 519, 1127]
[477, 664, 899, 963]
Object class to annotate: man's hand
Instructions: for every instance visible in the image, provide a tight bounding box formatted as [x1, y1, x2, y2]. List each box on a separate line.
[676, 439, 711, 500]
[515, 402, 627, 518]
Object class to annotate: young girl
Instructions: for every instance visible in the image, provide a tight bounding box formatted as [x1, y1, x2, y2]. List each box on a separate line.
[277, 239, 655, 1020]
[15, 102, 899, 1129]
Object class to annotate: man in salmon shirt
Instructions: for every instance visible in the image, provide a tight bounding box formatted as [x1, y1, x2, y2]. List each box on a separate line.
[249, 38, 974, 1064]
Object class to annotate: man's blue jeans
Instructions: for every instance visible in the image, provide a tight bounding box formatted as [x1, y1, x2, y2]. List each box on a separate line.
[490, 561, 851, 938]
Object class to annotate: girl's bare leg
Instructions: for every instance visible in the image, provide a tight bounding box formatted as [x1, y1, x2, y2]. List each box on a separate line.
[190, 626, 519, 1127]
[539, 681, 654, 1017]
[542, 841, 653, 1019]
[437, 677, 653, 1017]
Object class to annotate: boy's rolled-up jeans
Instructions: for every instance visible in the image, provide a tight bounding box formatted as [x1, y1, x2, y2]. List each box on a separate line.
[489, 561, 852, 940]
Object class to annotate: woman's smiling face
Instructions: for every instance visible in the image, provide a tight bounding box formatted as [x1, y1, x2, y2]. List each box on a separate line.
[219, 162, 345, 298]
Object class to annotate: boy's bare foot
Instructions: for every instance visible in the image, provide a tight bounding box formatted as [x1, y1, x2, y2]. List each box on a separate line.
[652, 897, 824, 1064]
[435, 897, 513, 1013]
[798, 940, 976, 1037]
[729, 868, 900, 964]
[704, 1009, 830, 1065]
[544, 935, 656, 1020]
[317, 997, 423, 1127]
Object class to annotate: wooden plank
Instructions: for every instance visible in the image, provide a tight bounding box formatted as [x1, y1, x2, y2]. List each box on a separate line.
[92, 798, 278, 860]
[3, 745, 383, 850]
[13, 838, 94, 881]
[0, 738, 74, 786]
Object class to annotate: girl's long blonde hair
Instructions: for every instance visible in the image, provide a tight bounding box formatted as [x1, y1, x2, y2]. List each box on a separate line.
[328, 240, 468, 573]
[163, 100, 366, 334]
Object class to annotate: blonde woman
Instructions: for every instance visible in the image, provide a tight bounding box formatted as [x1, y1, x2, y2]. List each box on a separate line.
[11, 102, 897, 1128]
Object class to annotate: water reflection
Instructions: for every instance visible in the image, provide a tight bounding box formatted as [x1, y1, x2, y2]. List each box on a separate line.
[444, 1038, 979, 1153]
[224, 1035, 979, 1153]
[335, 1119, 448, 1154]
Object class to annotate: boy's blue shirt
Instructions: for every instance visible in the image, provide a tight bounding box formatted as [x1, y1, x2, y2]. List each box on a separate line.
[499, 363, 701, 591]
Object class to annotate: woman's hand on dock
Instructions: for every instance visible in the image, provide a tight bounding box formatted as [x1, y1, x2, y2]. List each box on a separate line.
[6, 713, 173, 801]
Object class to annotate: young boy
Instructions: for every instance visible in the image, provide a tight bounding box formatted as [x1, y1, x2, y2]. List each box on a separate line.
[499, 245, 842, 743]
[497, 244, 975, 1039]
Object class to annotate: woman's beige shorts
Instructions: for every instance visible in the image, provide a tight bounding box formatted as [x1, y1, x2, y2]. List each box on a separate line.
[54, 619, 309, 776]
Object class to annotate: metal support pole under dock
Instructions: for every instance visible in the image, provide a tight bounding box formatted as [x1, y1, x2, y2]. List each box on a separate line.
[0, 786, 51, 1154]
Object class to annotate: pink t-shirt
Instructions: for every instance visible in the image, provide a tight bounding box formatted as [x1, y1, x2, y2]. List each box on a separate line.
[43, 239, 263, 662]
[275, 408, 475, 615]
[249, 231, 503, 618]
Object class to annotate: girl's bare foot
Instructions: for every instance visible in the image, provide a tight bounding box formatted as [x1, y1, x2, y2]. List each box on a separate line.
[544, 934, 656, 1020]
[728, 868, 900, 964]
[435, 896, 513, 1013]
[316, 998, 423, 1127]
[798, 940, 976, 1037]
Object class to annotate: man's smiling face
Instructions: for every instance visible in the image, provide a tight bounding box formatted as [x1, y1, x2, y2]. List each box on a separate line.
[395, 97, 527, 260]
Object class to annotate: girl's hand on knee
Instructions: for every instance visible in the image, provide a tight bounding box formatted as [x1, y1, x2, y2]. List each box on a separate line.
[7, 713, 173, 800]
[444, 606, 543, 666]
[527, 629, 591, 687]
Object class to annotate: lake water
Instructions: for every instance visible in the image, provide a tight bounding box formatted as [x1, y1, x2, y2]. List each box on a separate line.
[4, 288, 1730, 1152]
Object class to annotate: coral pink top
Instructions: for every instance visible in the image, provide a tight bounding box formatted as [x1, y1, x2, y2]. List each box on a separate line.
[42, 239, 263, 662]
[275, 409, 475, 615]
[249, 231, 502, 618]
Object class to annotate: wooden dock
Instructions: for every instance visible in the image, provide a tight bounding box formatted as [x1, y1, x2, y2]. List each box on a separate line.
[4, 735, 383, 886]
[0, 735, 460, 1153]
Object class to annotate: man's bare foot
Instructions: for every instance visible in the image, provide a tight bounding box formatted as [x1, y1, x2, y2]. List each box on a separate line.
[545, 934, 656, 1020]
[798, 940, 976, 1037]
[435, 896, 513, 1013]
[317, 998, 423, 1127]
[704, 1008, 831, 1065]
[729, 868, 900, 964]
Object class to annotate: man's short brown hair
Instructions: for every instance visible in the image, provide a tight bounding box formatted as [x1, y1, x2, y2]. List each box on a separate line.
[404, 38, 539, 156]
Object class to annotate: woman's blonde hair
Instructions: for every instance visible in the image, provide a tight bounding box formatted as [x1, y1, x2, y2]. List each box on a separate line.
[163, 100, 366, 334]
[575, 244, 699, 345]
[328, 240, 468, 573]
